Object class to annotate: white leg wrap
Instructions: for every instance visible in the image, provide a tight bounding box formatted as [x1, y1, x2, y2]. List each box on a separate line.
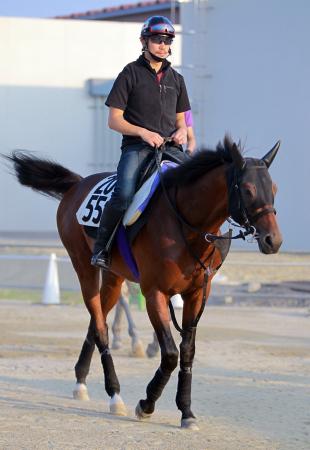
[110, 393, 127, 416]
[73, 383, 89, 401]
[181, 417, 199, 431]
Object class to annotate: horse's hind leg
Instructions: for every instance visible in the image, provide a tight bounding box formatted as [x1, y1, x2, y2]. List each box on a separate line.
[146, 331, 160, 358]
[135, 290, 178, 419]
[111, 300, 124, 350]
[98, 271, 127, 415]
[65, 245, 101, 402]
[73, 319, 95, 400]
[112, 284, 145, 357]
[68, 247, 126, 414]
[121, 293, 145, 357]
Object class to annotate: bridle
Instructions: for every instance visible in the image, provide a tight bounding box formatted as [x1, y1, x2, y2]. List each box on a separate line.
[155, 143, 275, 246]
[224, 162, 276, 241]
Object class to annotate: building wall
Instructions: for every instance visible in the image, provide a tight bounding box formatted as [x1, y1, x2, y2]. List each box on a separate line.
[85, 8, 179, 23]
[0, 17, 181, 233]
[181, 0, 310, 251]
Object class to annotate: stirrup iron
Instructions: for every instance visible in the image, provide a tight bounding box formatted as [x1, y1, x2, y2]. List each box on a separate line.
[91, 249, 111, 269]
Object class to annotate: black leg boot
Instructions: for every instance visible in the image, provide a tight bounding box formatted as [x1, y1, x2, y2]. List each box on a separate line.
[91, 203, 123, 269]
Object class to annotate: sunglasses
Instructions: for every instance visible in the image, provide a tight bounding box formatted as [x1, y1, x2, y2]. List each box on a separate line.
[149, 35, 174, 45]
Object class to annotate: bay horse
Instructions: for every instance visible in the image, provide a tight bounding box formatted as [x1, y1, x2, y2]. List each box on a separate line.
[6, 136, 282, 430]
[111, 281, 145, 357]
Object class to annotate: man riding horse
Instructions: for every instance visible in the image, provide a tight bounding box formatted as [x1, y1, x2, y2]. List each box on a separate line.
[91, 16, 192, 269]
[6, 15, 283, 432]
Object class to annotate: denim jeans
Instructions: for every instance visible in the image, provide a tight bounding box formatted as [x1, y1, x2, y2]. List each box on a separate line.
[108, 142, 187, 213]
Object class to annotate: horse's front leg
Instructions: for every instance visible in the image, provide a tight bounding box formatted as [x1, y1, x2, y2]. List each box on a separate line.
[176, 326, 199, 430]
[136, 291, 179, 419]
[176, 287, 210, 430]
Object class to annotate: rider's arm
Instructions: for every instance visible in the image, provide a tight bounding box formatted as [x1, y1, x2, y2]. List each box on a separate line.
[108, 107, 163, 147]
[171, 112, 187, 145]
[186, 126, 196, 153]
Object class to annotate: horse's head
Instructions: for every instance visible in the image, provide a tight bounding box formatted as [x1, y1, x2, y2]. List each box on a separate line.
[229, 141, 282, 254]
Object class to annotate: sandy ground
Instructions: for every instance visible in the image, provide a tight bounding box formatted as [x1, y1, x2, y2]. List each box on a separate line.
[0, 300, 309, 450]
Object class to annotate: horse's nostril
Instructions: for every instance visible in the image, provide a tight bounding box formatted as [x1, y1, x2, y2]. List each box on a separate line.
[264, 234, 273, 248]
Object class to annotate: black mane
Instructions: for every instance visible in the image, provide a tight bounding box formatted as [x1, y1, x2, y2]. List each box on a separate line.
[163, 135, 237, 188]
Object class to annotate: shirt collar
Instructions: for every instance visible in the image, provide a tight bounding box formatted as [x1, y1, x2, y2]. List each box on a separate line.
[137, 54, 171, 73]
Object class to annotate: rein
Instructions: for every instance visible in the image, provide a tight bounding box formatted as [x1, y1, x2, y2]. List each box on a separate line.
[155, 144, 218, 334]
[154, 145, 208, 332]
[154, 143, 273, 334]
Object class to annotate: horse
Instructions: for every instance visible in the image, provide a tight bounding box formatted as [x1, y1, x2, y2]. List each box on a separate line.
[6, 136, 282, 430]
[111, 281, 145, 357]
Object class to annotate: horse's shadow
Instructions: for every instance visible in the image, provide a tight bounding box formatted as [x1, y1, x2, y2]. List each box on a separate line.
[0, 374, 182, 429]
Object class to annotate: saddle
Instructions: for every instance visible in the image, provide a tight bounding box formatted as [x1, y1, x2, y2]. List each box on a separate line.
[76, 161, 177, 278]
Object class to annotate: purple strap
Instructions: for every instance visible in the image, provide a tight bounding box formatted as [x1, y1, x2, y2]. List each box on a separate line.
[115, 161, 177, 281]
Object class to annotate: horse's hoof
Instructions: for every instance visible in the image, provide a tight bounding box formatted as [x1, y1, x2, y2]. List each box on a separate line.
[135, 401, 152, 420]
[73, 383, 89, 401]
[111, 339, 122, 350]
[130, 339, 145, 358]
[146, 343, 159, 358]
[181, 418, 199, 431]
[110, 394, 127, 416]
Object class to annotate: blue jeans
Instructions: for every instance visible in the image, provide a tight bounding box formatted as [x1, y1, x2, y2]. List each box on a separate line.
[109, 142, 186, 213]
[93, 142, 187, 254]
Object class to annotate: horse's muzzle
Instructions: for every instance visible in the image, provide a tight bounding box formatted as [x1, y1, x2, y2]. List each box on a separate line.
[257, 230, 283, 254]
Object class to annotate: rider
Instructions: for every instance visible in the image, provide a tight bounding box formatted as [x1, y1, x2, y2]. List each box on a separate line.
[91, 16, 192, 269]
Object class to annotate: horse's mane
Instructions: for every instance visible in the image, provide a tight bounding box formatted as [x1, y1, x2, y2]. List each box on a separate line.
[163, 134, 237, 188]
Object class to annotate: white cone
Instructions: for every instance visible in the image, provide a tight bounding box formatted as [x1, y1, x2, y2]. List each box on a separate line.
[171, 294, 183, 309]
[42, 253, 60, 305]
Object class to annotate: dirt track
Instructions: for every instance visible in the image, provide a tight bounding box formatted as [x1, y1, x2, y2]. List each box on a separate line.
[0, 300, 309, 450]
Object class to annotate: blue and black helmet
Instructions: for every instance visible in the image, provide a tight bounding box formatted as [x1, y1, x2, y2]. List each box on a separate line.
[141, 16, 175, 38]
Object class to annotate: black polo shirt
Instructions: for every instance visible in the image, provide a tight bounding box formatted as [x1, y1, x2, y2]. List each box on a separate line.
[105, 55, 191, 147]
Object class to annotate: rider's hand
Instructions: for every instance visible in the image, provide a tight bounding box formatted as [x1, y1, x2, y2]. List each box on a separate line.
[140, 129, 164, 147]
[171, 127, 187, 146]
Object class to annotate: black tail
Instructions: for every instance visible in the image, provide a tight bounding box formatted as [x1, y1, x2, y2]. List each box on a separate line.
[4, 151, 82, 200]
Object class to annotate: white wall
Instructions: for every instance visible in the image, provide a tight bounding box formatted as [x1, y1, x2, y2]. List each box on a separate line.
[181, 0, 310, 251]
[0, 17, 181, 233]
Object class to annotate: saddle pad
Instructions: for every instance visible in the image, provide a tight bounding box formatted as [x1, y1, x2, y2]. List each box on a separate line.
[123, 160, 177, 225]
[76, 174, 117, 228]
[76, 161, 177, 228]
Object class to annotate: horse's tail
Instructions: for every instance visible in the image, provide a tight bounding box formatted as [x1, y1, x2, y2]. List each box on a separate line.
[5, 151, 82, 200]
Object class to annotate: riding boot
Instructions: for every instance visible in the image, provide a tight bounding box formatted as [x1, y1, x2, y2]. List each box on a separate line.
[91, 202, 123, 269]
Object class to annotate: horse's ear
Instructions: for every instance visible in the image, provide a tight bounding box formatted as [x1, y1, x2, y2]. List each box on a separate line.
[262, 141, 281, 168]
[230, 142, 246, 170]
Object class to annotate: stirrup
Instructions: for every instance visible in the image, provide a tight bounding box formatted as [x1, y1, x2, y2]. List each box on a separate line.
[91, 249, 111, 269]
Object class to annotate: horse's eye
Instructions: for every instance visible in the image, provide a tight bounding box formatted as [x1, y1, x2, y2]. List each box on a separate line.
[242, 182, 256, 200]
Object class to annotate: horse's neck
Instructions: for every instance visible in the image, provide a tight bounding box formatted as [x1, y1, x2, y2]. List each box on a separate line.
[177, 164, 228, 234]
